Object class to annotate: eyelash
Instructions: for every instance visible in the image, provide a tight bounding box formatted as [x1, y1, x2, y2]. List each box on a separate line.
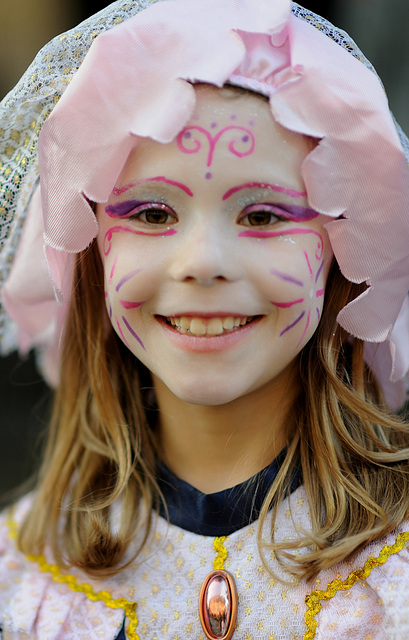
[129, 202, 178, 225]
[123, 201, 290, 227]
[238, 204, 288, 227]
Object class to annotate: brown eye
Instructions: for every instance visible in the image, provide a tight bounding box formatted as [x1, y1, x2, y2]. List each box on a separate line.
[144, 209, 173, 224]
[245, 211, 276, 226]
[129, 203, 178, 224]
[239, 204, 284, 227]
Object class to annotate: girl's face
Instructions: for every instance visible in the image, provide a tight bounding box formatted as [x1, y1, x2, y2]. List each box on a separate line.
[96, 85, 333, 406]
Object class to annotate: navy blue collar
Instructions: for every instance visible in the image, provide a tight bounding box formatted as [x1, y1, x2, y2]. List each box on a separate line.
[156, 449, 301, 536]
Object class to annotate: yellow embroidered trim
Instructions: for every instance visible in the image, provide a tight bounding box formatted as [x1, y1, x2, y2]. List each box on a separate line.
[213, 535, 228, 570]
[7, 512, 140, 640]
[303, 530, 409, 640]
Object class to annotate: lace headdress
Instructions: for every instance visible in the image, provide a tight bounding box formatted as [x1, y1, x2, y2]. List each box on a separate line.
[0, 0, 408, 407]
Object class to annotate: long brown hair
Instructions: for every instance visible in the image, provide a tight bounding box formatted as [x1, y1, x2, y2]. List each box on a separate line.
[18, 241, 409, 581]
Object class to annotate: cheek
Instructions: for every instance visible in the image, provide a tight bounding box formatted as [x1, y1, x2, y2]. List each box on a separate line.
[98, 223, 163, 307]
[259, 228, 330, 347]
[101, 248, 154, 353]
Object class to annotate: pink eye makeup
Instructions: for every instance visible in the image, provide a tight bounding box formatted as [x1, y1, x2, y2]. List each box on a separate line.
[103, 225, 177, 256]
[112, 177, 193, 197]
[105, 200, 178, 225]
[238, 203, 319, 226]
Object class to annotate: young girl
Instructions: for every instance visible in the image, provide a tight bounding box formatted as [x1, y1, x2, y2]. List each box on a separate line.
[1, 0, 409, 639]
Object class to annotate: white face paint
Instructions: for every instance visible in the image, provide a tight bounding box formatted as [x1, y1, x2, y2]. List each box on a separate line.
[96, 85, 333, 406]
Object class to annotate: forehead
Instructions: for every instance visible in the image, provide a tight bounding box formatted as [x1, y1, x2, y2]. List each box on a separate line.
[117, 84, 313, 185]
[192, 84, 270, 125]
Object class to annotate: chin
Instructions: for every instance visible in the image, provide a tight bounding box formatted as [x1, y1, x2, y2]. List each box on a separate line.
[166, 381, 246, 407]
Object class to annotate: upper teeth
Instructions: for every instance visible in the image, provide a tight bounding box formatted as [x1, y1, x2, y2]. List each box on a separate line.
[168, 316, 250, 336]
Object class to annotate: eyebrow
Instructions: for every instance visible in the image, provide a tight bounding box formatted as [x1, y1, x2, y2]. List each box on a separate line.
[222, 182, 307, 201]
[113, 176, 193, 197]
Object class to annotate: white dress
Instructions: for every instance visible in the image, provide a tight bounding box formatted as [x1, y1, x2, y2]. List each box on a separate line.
[1, 485, 409, 640]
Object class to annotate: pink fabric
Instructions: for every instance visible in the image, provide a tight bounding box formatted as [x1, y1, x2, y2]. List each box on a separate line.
[4, 0, 409, 402]
[39, 0, 289, 258]
[2, 186, 55, 347]
[2, 186, 73, 386]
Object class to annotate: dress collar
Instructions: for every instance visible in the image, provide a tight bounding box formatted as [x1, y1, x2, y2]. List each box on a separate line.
[156, 449, 301, 536]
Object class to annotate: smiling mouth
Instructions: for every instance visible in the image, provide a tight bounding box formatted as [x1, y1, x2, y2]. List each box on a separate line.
[163, 316, 256, 337]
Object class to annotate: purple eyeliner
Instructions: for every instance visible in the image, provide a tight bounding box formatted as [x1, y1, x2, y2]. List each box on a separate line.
[105, 200, 147, 218]
[244, 203, 319, 222]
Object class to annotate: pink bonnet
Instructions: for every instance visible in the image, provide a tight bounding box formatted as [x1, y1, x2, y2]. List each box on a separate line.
[0, 0, 408, 407]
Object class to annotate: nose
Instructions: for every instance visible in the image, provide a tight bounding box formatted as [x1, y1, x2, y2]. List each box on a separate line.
[168, 221, 241, 285]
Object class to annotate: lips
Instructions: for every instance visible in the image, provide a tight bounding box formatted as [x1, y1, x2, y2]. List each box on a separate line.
[163, 315, 255, 337]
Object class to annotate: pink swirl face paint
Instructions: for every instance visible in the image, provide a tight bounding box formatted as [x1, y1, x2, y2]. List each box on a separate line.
[94, 84, 334, 408]
[176, 125, 255, 168]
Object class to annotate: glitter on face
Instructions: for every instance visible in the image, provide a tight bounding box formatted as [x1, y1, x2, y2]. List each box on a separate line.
[112, 176, 194, 198]
[223, 182, 307, 201]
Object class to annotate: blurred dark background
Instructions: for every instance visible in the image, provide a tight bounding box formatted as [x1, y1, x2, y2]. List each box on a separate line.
[0, 0, 408, 498]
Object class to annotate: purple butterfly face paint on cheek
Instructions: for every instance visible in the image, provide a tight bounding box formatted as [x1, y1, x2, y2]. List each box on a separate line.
[100, 203, 180, 352]
[271, 246, 327, 347]
[239, 220, 328, 349]
[104, 257, 147, 351]
[97, 174, 189, 360]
